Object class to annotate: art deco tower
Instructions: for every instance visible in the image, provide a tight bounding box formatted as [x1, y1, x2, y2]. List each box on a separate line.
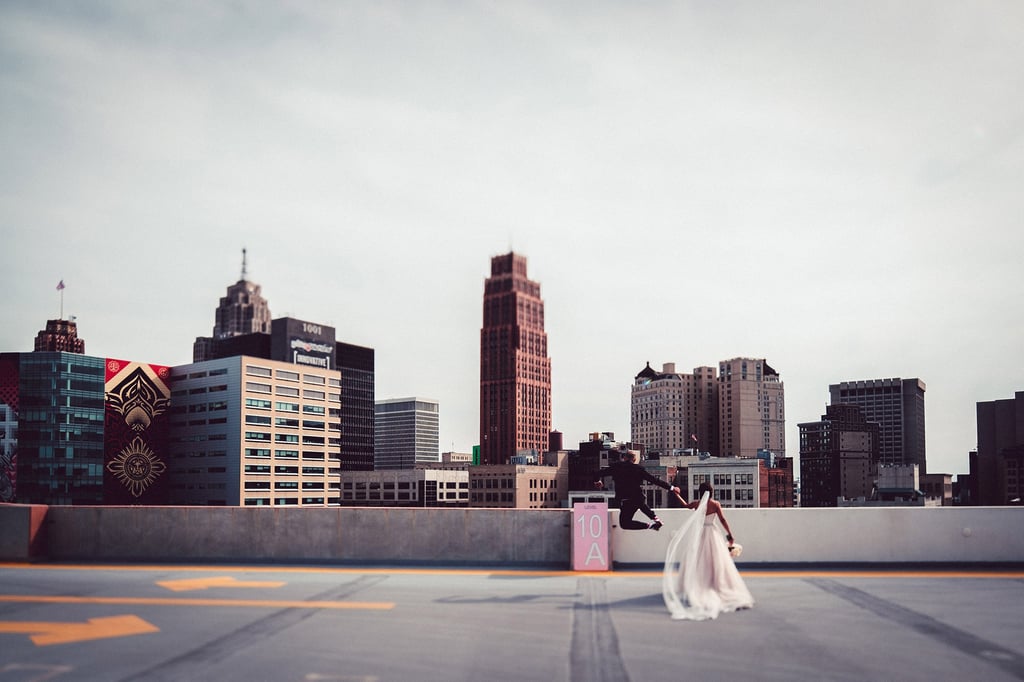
[479, 252, 552, 465]
[193, 249, 272, 362]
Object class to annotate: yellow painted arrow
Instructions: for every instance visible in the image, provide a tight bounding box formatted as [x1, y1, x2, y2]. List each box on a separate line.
[0, 614, 159, 646]
[156, 575, 286, 592]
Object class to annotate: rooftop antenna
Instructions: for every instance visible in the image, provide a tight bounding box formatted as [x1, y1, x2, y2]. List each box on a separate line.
[241, 247, 248, 281]
[56, 279, 66, 319]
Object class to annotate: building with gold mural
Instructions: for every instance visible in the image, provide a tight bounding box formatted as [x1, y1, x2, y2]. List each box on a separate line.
[2, 338, 173, 506]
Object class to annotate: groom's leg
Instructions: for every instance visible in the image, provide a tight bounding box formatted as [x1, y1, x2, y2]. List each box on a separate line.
[637, 500, 663, 530]
[637, 500, 658, 522]
[618, 499, 648, 530]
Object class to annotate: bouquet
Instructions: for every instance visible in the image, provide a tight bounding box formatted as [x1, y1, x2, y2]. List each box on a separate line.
[729, 543, 743, 559]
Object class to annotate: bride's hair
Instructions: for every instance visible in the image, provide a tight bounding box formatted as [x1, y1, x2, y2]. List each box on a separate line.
[698, 481, 714, 497]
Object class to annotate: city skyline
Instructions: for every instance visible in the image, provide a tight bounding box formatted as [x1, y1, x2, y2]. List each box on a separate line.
[2, 3, 1022, 478]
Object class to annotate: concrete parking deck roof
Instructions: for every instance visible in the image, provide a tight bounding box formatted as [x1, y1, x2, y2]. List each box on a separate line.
[1, 563, 1022, 682]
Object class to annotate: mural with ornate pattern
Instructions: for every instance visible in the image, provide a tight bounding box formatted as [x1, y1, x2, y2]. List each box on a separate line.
[104, 359, 171, 504]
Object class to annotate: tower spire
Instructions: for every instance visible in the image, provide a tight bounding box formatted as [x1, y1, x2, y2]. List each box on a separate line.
[241, 248, 248, 281]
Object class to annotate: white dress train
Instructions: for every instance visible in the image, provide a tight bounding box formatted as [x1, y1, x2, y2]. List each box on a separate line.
[662, 491, 754, 620]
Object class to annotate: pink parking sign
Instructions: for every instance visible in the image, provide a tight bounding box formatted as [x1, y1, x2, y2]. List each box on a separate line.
[572, 501, 610, 571]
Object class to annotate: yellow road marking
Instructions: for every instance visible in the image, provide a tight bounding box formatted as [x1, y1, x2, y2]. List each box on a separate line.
[0, 595, 394, 610]
[2, 563, 1021, 580]
[0, 614, 158, 646]
[157, 575, 286, 592]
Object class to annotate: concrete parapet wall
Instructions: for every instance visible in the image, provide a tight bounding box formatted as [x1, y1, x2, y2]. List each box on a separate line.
[30, 506, 571, 566]
[2, 504, 1022, 566]
[609, 506, 1024, 565]
[0, 504, 48, 561]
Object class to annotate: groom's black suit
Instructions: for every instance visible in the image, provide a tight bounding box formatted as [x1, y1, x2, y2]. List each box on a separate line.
[595, 459, 672, 530]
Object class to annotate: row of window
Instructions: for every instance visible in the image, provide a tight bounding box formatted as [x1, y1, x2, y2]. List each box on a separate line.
[246, 399, 327, 415]
[245, 382, 338, 401]
[244, 415, 328, 429]
[242, 465, 326, 475]
[244, 432, 334, 445]
[244, 481, 329, 490]
[244, 365, 339, 387]
[245, 448, 331, 460]
[244, 497, 330, 506]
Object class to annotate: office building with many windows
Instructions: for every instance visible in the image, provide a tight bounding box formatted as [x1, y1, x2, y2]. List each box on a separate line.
[5, 350, 173, 506]
[336, 342, 375, 471]
[167, 356, 341, 506]
[375, 397, 439, 470]
[719, 358, 785, 458]
[829, 377, 926, 473]
[468, 454, 568, 508]
[975, 390, 1024, 506]
[479, 252, 552, 465]
[799, 404, 880, 507]
[631, 362, 719, 457]
[687, 457, 764, 508]
[339, 467, 468, 506]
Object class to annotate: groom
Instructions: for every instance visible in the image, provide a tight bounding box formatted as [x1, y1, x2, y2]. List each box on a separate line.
[594, 449, 683, 531]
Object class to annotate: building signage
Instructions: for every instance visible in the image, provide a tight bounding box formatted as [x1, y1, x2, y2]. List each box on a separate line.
[271, 318, 336, 370]
[572, 501, 610, 571]
[290, 338, 334, 369]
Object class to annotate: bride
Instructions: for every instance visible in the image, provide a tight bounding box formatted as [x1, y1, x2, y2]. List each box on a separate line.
[662, 482, 754, 620]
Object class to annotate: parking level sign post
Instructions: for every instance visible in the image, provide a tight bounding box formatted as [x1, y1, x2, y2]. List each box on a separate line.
[572, 501, 610, 571]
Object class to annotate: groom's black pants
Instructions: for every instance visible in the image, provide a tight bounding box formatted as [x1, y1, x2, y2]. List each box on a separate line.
[618, 497, 656, 530]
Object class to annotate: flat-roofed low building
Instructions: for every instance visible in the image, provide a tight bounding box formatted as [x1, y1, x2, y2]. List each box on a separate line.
[442, 451, 474, 464]
[920, 472, 953, 506]
[687, 457, 763, 508]
[339, 467, 468, 506]
[469, 452, 568, 508]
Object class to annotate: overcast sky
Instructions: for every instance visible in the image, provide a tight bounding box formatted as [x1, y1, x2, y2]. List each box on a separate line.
[2, 2, 1022, 478]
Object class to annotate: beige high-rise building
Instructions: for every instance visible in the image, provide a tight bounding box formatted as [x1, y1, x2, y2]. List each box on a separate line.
[167, 356, 341, 506]
[631, 362, 719, 456]
[718, 358, 785, 458]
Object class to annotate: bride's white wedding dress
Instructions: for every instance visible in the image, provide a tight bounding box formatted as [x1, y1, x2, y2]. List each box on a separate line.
[662, 491, 754, 620]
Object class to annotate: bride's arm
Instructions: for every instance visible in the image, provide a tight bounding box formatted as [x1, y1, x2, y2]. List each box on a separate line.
[714, 505, 735, 543]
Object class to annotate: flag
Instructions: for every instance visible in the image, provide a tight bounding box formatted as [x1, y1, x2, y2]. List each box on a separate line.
[690, 434, 698, 442]
[56, 280, 65, 291]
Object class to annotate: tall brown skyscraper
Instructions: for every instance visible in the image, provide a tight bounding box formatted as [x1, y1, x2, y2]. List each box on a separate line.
[479, 252, 551, 465]
[193, 249, 273, 362]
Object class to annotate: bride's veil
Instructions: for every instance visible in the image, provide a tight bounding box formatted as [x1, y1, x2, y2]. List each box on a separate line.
[662, 490, 711, 620]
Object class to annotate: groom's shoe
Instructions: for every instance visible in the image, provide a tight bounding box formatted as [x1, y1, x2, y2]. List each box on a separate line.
[650, 520, 663, 531]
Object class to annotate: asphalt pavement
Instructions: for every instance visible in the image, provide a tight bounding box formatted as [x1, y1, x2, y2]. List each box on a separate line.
[1, 563, 1022, 682]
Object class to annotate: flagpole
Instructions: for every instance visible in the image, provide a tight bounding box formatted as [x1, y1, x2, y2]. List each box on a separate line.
[56, 280, 65, 320]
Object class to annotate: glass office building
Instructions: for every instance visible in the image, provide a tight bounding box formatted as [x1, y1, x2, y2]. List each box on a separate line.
[15, 352, 106, 504]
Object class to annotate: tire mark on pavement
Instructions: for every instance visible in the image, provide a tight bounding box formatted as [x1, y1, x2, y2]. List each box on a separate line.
[570, 577, 629, 682]
[117, 575, 389, 682]
[807, 578, 1024, 681]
